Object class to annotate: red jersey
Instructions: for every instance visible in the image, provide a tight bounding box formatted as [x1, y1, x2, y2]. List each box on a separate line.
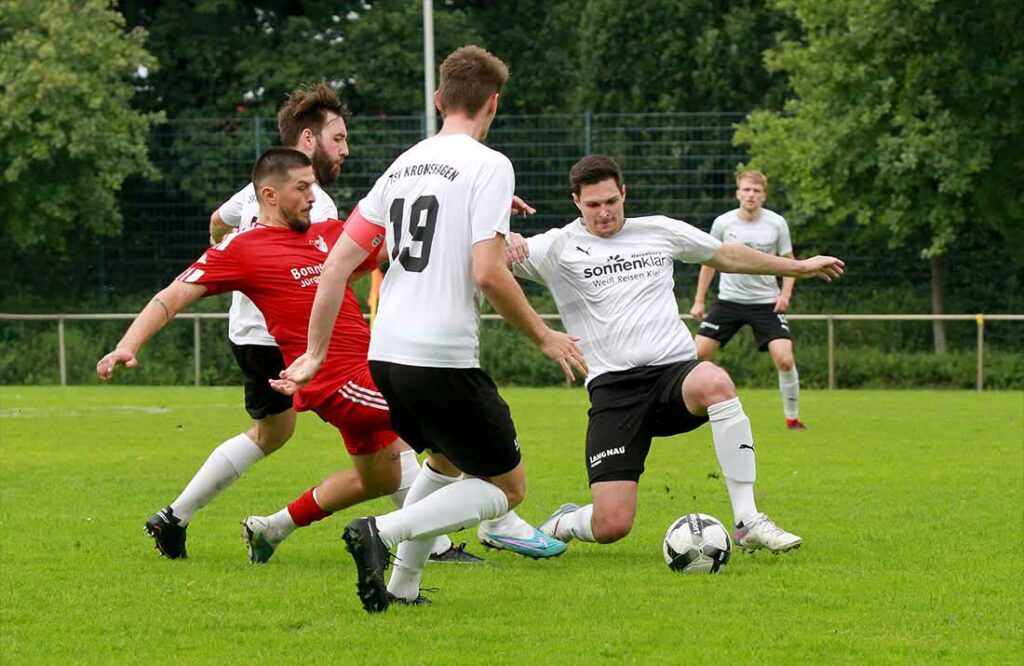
[177, 219, 381, 411]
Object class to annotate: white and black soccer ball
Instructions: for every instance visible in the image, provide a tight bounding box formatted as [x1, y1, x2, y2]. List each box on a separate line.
[663, 513, 732, 574]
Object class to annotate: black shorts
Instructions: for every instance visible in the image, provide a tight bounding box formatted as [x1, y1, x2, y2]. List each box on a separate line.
[368, 361, 521, 478]
[696, 300, 791, 351]
[229, 342, 294, 420]
[585, 360, 708, 484]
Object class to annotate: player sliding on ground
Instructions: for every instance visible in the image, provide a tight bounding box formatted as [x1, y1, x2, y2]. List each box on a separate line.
[97, 148, 472, 565]
[273, 46, 587, 612]
[503, 155, 844, 553]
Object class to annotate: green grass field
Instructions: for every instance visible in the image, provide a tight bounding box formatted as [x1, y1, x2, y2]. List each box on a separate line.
[1, 386, 1021, 665]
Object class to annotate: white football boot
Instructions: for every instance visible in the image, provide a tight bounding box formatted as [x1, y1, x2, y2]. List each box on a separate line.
[733, 513, 802, 553]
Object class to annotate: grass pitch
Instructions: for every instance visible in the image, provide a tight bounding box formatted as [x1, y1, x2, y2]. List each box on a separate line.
[1, 386, 1021, 665]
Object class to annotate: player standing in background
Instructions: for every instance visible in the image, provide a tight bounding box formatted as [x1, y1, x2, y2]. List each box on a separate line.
[98, 149, 467, 570]
[501, 155, 842, 554]
[275, 45, 586, 612]
[690, 171, 807, 430]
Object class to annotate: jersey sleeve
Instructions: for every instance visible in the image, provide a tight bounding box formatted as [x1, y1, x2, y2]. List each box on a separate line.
[709, 215, 726, 241]
[661, 216, 722, 264]
[470, 153, 514, 244]
[776, 217, 793, 256]
[217, 184, 254, 228]
[511, 229, 559, 284]
[311, 185, 338, 222]
[355, 173, 389, 228]
[175, 232, 249, 296]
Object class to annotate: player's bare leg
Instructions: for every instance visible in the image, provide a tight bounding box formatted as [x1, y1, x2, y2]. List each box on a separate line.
[768, 338, 804, 429]
[147, 410, 296, 559]
[694, 334, 720, 361]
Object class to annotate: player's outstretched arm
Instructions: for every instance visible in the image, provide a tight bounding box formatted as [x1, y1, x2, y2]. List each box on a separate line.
[707, 243, 844, 282]
[209, 210, 234, 245]
[690, 265, 717, 320]
[96, 281, 206, 379]
[473, 236, 588, 383]
[272, 232, 371, 396]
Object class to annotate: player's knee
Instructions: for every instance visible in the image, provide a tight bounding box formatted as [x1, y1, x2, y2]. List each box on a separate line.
[248, 416, 295, 454]
[687, 365, 736, 408]
[593, 510, 633, 543]
[501, 483, 525, 509]
[775, 355, 794, 372]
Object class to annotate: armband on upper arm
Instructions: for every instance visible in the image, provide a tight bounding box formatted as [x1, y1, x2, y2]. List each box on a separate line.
[343, 205, 386, 252]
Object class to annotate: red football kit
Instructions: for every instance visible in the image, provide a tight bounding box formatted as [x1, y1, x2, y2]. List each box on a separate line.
[177, 218, 394, 455]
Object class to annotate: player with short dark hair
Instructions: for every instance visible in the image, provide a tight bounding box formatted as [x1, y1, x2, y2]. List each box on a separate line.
[691, 170, 808, 429]
[502, 155, 843, 555]
[274, 45, 586, 612]
[96, 149, 462, 566]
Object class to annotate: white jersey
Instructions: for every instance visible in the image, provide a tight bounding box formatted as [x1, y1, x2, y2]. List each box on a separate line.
[217, 182, 337, 346]
[709, 208, 792, 304]
[359, 134, 514, 368]
[513, 216, 721, 385]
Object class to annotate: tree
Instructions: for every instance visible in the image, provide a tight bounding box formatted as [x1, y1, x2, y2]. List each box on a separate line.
[736, 0, 1024, 352]
[0, 0, 161, 249]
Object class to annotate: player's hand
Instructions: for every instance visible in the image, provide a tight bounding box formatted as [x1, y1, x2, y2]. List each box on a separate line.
[270, 353, 323, 396]
[506, 232, 530, 264]
[510, 195, 536, 218]
[773, 295, 790, 313]
[689, 301, 705, 321]
[96, 348, 138, 380]
[538, 329, 588, 384]
[797, 256, 845, 282]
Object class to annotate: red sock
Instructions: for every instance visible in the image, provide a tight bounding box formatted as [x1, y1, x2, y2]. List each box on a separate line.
[287, 487, 331, 527]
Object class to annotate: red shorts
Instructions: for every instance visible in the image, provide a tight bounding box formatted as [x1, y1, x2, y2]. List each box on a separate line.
[313, 368, 398, 456]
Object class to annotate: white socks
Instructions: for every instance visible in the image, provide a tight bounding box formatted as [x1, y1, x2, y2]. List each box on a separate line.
[778, 367, 800, 419]
[377, 477, 508, 548]
[478, 510, 533, 539]
[170, 433, 264, 524]
[547, 504, 596, 542]
[387, 449, 422, 508]
[707, 398, 759, 525]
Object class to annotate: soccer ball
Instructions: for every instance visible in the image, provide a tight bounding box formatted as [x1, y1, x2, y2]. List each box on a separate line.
[663, 513, 732, 574]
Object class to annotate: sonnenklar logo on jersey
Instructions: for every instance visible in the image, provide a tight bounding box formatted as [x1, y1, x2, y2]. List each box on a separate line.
[581, 250, 670, 282]
[310, 235, 328, 254]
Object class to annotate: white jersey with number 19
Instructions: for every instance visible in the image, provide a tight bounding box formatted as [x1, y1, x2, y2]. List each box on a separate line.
[357, 134, 514, 369]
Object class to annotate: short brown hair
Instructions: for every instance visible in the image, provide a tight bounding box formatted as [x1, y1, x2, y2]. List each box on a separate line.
[736, 170, 767, 189]
[570, 155, 624, 195]
[252, 148, 311, 201]
[437, 45, 509, 116]
[276, 83, 350, 147]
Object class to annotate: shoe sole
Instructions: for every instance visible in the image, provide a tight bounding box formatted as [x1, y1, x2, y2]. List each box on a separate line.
[738, 541, 802, 554]
[478, 539, 566, 560]
[342, 524, 389, 613]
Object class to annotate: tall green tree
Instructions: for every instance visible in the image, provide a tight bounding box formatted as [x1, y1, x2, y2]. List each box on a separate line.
[0, 0, 161, 248]
[736, 0, 1024, 352]
[576, 0, 798, 112]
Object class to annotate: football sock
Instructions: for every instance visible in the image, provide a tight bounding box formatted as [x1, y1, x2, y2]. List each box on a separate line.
[549, 504, 596, 542]
[169, 433, 264, 525]
[387, 449, 421, 508]
[478, 509, 534, 539]
[778, 367, 800, 419]
[376, 478, 509, 548]
[707, 398, 759, 525]
[386, 463, 461, 601]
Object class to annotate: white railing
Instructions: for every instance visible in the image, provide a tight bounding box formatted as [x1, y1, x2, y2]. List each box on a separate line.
[2, 313, 1022, 391]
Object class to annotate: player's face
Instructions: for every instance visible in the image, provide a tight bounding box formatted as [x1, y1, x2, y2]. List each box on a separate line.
[574, 178, 626, 238]
[736, 179, 766, 213]
[280, 166, 317, 232]
[312, 113, 349, 186]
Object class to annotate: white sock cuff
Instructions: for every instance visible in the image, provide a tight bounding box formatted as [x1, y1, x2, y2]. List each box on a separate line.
[421, 461, 461, 485]
[707, 397, 743, 421]
[215, 433, 264, 475]
[397, 450, 420, 491]
[778, 367, 799, 383]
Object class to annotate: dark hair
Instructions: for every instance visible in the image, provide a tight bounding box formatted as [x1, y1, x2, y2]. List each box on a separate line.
[569, 154, 624, 195]
[252, 148, 312, 201]
[437, 45, 509, 116]
[276, 83, 349, 147]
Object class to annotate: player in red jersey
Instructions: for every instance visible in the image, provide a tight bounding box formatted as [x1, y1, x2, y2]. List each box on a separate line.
[97, 148, 454, 572]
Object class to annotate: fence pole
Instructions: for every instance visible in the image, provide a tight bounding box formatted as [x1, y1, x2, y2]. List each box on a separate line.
[976, 314, 985, 391]
[193, 318, 201, 388]
[827, 316, 836, 390]
[58, 318, 67, 387]
[584, 111, 593, 154]
[254, 117, 262, 159]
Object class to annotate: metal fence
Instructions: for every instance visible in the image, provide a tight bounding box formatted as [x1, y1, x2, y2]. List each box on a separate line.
[3, 312, 1020, 391]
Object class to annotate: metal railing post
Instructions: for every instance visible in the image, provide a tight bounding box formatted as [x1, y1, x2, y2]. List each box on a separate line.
[976, 314, 985, 392]
[58, 318, 67, 386]
[827, 316, 835, 390]
[193, 318, 201, 387]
